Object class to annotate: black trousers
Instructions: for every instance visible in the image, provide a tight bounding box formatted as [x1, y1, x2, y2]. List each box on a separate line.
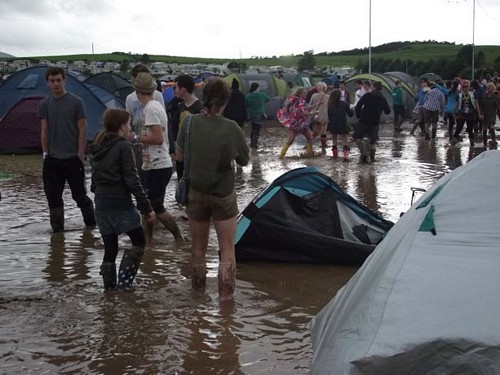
[43, 156, 92, 209]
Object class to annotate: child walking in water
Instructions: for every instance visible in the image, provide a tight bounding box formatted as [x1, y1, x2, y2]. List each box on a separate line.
[327, 89, 354, 161]
[90, 108, 155, 290]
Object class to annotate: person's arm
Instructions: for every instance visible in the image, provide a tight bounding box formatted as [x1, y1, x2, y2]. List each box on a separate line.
[41, 119, 48, 157]
[77, 118, 87, 161]
[384, 99, 391, 115]
[175, 120, 185, 163]
[234, 127, 250, 167]
[355, 96, 364, 118]
[475, 98, 482, 118]
[497, 97, 500, 120]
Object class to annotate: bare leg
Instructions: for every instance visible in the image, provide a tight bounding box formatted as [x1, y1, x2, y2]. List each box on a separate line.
[213, 216, 237, 301]
[188, 217, 210, 290]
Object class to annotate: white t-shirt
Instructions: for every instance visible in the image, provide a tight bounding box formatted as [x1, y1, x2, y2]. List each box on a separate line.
[125, 90, 165, 134]
[141, 100, 172, 171]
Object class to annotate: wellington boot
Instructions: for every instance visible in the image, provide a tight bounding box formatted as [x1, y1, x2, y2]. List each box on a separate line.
[279, 143, 290, 159]
[117, 246, 145, 290]
[343, 145, 350, 162]
[302, 142, 313, 157]
[192, 263, 207, 290]
[81, 203, 96, 228]
[320, 134, 327, 148]
[157, 212, 183, 241]
[143, 218, 154, 245]
[356, 139, 366, 157]
[332, 145, 338, 158]
[100, 262, 117, 290]
[490, 129, 497, 145]
[483, 130, 488, 146]
[49, 207, 64, 233]
[218, 262, 236, 302]
[370, 148, 376, 162]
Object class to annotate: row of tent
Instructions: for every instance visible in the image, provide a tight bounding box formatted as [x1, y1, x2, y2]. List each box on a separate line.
[0, 66, 419, 154]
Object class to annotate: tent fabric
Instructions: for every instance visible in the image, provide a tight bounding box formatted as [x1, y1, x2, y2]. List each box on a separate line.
[222, 73, 285, 120]
[310, 150, 500, 374]
[235, 167, 393, 265]
[0, 66, 125, 150]
[0, 95, 44, 153]
[84, 72, 134, 104]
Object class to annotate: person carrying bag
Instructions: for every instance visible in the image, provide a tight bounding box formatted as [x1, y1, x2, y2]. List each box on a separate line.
[175, 115, 193, 205]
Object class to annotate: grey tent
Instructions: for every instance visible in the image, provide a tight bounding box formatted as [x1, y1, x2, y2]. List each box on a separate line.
[84, 72, 134, 105]
[310, 150, 500, 373]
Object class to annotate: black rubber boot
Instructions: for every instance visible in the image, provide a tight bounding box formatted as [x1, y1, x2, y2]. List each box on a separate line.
[100, 262, 117, 290]
[320, 134, 327, 148]
[117, 246, 145, 290]
[81, 203, 96, 228]
[370, 148, 376, 162]
[49, 207, 64, 232]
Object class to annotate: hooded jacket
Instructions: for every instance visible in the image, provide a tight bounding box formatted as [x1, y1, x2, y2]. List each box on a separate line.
[90, 135, 152, 214]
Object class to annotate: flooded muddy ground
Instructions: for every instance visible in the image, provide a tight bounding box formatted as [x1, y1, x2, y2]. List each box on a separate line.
[0, 120, 492, 374]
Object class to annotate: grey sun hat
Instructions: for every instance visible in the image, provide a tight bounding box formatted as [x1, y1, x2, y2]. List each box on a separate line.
[133, 72, 156, 94]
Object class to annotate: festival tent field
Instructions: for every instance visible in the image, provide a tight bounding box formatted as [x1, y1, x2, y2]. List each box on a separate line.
[310, 150, 500, 374]
[0, 66, 125, 153]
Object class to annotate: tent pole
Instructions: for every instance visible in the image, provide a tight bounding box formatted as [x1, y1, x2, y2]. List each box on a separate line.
[368, 0, 372, 81]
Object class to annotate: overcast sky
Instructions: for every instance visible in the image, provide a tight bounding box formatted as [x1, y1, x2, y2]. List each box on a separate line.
[1, 0, 499, 59]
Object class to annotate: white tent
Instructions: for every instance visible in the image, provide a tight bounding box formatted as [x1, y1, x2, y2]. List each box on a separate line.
[310, 150, 500, 374]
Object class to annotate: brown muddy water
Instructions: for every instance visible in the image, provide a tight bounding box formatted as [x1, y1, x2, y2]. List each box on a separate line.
[0, 121, 491, 374]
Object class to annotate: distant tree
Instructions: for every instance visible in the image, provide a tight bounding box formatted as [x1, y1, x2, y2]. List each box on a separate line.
[141, 54, 150, 64]
[493, 55, 500, 73]
[475, 50, 486, 68]
[227, 62, 247, 73]
[297, 51, 315, 71]
[120, 60, 130, 74]
[456, 45, 473, 66]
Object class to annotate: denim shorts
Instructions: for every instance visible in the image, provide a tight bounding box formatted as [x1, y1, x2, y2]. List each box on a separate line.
[187, 189, 238, 221]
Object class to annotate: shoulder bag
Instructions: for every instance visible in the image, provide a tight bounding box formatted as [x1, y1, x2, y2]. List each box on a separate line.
[175, 115, 193, 205]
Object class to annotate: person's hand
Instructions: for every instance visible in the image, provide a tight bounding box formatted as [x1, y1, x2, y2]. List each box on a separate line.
[144, 211, 156, 224]
[78, 152, 85, 162]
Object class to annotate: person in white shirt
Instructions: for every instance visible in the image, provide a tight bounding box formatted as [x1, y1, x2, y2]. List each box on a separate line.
[126, 72, 183, 244]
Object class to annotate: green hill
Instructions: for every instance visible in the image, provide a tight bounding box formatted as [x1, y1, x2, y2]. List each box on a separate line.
[5, 41, 500, 79]
[15, 41, 500, 67]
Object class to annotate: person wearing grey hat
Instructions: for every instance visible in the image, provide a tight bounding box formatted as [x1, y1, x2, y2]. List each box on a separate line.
[127, 72, 183, 244]
[125, 64, 165, 177]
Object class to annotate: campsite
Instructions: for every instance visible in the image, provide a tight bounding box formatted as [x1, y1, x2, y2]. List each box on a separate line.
[0, 102, 492, 373]
[0, 66, 419, 153]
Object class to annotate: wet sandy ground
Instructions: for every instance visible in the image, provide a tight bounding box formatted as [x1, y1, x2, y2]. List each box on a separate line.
[0, 120, 492, 374]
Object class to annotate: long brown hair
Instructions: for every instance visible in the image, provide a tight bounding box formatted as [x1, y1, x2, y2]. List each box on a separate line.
[202, 78, 229, 115]
[93, 108, 130, 147]
[327, 89, 341, 113]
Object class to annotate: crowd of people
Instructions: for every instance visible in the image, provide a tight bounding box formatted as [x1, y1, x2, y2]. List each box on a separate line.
[38, 63, 500, 301]
[409, 75, 500, 148]
[39, 64, 249, 302]
[277, 74, 500, 162]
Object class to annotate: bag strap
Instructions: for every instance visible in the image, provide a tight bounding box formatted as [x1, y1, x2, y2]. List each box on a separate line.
[183, 115, 194, 177]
